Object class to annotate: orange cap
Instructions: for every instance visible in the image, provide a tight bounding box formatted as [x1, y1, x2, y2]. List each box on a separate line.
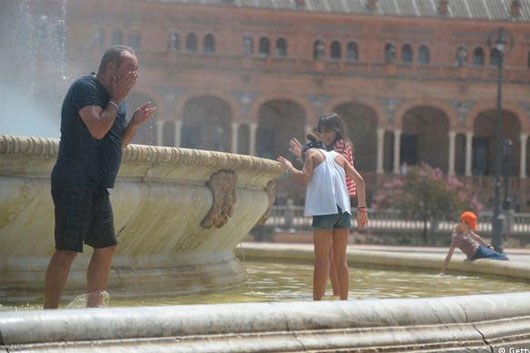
[460, 211, 478, 230]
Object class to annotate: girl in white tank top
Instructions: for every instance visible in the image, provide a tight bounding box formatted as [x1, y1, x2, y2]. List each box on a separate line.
[278, 142, 368, 301]
[305, 149, 350, 217]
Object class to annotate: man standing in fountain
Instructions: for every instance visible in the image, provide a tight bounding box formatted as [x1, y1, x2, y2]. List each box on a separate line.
[44, 45, 156, 309]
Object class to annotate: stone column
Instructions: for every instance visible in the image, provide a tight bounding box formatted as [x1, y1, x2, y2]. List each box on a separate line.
[448, 131, 456, 176]
[231, 123, 239, 154]
[249, 123, 258, 156]
[156, 120, 164, 146]
[520, 133, 528, 179]
[305, 125, 313, 138]
[465, 132, 473, 177]
[393, 129, 401, 175]
[174, 121, 182, 147]
[376, 128, 385, 174]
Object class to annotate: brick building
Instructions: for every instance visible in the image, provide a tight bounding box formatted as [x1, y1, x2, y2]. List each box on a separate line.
[4, 0, 530, 210]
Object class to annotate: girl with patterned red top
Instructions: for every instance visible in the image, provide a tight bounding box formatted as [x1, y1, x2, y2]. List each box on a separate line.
[290, 114, 356, 197]
[290, 113, 363, 297]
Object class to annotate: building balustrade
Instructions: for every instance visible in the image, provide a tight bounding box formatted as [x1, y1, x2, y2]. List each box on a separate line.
[264, 204, 530, 237]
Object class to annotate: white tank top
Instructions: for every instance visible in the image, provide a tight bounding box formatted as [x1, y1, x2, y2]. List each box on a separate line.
[304, 149, 351, 216]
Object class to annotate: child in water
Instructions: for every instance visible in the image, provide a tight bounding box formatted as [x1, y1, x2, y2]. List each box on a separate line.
[440, 211, 508, 275]
[289, 113, 356, 297]
[277, 134, 368, 300]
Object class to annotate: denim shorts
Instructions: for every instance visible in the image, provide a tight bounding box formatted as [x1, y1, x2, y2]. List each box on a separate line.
[312, 206, 352, 230]
[52, 184, 117, 253]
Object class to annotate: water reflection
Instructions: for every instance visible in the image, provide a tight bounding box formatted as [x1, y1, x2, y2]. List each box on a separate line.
[1, 261, 529, 310]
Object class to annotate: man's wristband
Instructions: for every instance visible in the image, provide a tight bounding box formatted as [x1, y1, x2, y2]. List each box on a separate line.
[108, 100, 119, 111]
[357, 206, 367, 213]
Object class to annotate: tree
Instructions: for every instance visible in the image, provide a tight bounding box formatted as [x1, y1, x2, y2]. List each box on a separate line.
[374, 163, 482, 243]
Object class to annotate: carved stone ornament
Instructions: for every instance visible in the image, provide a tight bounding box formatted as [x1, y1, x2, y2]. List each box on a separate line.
[201, 170, 238, 229]
[258, 180, 276, 225]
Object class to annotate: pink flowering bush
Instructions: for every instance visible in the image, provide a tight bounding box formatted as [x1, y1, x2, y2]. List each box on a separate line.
[374, 163, 482, 242]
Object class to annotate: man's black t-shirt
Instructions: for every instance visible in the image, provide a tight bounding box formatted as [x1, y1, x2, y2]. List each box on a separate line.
[51, 74, 127, 188]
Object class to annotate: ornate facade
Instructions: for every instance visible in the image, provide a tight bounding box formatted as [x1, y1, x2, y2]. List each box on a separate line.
[3, 0, 530, 210]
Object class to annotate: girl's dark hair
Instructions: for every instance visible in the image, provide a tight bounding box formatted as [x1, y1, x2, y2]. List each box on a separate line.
[317, 113, 351, 148]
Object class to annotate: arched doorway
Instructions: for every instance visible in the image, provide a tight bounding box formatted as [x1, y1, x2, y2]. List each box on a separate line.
[127, 92, 159, 145]
[333, 103, 378, 172]
[401, 106, 450, 172]
[181, 96, 232, 152]
[472, 110, 521, 177]
[256, 100, 305, 160]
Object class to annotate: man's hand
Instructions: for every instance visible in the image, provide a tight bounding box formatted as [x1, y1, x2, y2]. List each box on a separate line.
[111, 72, 137, 103]
[131, 102, 157, 127]
[356, 211, 368, 229]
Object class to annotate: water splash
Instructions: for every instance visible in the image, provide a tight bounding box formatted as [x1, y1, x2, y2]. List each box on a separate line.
[66, 291, 110, 309]
[0, 0, 67, 138]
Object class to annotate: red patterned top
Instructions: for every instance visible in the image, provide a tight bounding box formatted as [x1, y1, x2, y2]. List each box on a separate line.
[333, 139, 356, 197]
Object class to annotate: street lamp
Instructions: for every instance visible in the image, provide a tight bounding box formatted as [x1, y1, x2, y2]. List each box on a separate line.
[488, 28, 508, 253]
[502, 138, 513, 211]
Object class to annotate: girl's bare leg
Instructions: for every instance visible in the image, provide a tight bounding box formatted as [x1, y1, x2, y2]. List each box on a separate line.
[313, 229, 333, 301]
[332, 228, 349, 300]
[328, 244, 340, 296]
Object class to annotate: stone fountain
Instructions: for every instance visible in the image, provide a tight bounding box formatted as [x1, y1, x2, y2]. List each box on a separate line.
[3, 134, 530, 352]
[0, 134, 281, 297]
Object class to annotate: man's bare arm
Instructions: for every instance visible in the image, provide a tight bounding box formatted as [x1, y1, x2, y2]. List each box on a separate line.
[79, 104, 120, 140]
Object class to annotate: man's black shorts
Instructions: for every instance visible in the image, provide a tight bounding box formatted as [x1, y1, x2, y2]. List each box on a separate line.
[51, 184, 117, 252]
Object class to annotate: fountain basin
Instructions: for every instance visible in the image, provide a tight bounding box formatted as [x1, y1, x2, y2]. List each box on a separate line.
[3, 243, 530, 352]
[1, 292, 530, 352]
[0, 135, 281, 295]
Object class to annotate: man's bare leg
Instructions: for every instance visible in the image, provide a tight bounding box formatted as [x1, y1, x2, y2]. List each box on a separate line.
[87, 245, 116, 307]
[44, 250, 77, 309]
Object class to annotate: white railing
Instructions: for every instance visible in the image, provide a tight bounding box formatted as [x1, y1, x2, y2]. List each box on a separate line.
[265, 205, 530, 236]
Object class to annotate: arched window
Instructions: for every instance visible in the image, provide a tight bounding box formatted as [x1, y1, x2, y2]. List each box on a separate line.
[330, 41, 341, 60]
[401, 44, 413, 64]
[128, 31, 141, 50]
[313, 40, 325, 60]
[418, 45, 429, 65]
[259, 37, 270, 56]
[490, 48, 501, 67]
[384, 43, 396, 63]
[243, 36, 253, 56]
[473, 47, 484, 66]
[162, 121, 176, 147]
[346, 41, 358, 61]
[455, 46, 467, 66]
[168, 31, 179, 51]
[276, 38, 287, 58]
[111, 29, 123, 45]
[186, 33, 198, 53]
[96, 27, 106, 48]
[203, 33, 215, 53]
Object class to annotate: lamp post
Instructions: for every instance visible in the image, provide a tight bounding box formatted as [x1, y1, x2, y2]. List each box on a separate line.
[502, 138, 513, 211]
[490, 28, 507, 253]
